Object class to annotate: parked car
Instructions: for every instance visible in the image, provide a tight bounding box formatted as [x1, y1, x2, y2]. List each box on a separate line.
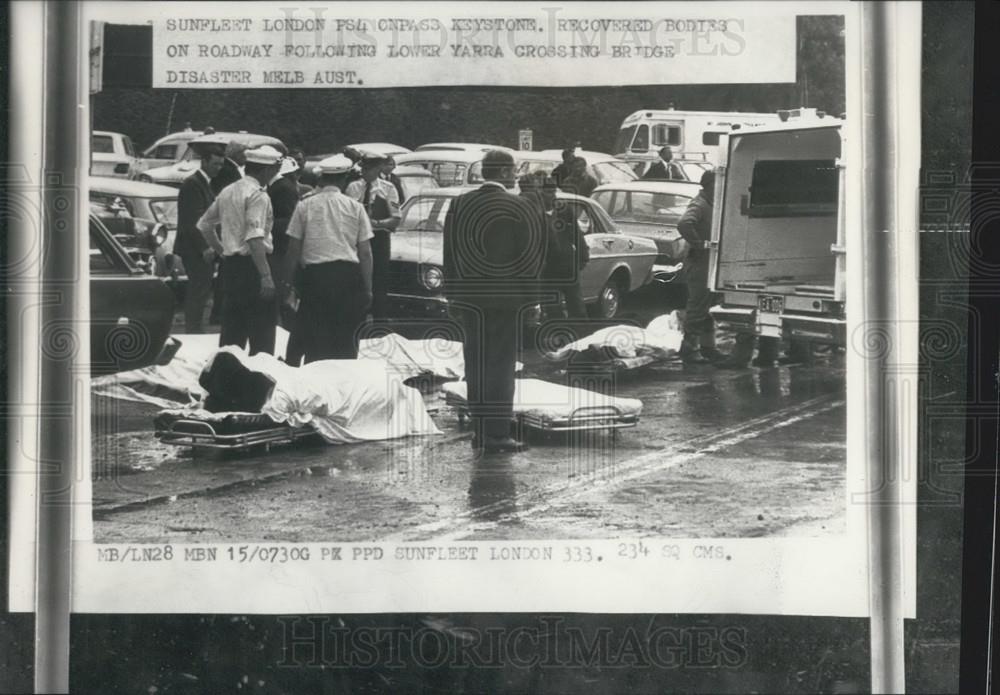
[138, 130, 208, 172]
[139, 132, 285, 187]
[394, 150, 498, 189]
[516, 150, 638, 186]
[91, 130, 140, 179]
[389, 188, 658, 319]
[618, 153, 713, 182]
[415, 142, 517, 155]
[89, 212, 179, 374]
[88, 176, 181, 278]
[591, 180, 702, 268]
[393, 165, 440, 202]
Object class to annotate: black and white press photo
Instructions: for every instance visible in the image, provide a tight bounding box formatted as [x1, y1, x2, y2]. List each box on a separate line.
[8, 0, 926, 620]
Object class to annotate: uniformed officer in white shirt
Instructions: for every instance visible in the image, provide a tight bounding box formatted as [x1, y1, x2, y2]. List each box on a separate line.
[197, 145, 282, 355]
[345, 151, 400, 320]
[282, 155, 374, 361]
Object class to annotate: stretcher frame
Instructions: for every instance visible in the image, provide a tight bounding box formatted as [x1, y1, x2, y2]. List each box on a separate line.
[155, 418, 319, 452]
[444, 392, 640, 433]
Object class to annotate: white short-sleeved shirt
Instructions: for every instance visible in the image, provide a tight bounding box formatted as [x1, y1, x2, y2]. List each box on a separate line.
[345, 177, 400, 220]
[286, 186, 374, 266]
[196, 176, 274, 256]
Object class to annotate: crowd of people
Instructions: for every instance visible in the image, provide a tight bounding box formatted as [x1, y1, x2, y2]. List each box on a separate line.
[173, 138, 780, 456]
[175, 139, 402, 365]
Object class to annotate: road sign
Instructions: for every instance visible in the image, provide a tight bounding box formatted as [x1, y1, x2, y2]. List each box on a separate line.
[518, 129, 532, 151]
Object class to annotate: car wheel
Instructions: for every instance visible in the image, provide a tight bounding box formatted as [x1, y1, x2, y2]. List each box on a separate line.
[590, 276, 625, 319]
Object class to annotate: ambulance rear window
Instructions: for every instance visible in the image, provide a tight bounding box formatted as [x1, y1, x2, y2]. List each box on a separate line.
[747, 159, 838, 217]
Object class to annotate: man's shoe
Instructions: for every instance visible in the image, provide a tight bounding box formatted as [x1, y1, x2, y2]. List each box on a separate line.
[483, 436, 526, 454]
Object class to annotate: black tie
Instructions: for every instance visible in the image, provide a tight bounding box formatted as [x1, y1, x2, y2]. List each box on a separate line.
[363, 180, 373, 211]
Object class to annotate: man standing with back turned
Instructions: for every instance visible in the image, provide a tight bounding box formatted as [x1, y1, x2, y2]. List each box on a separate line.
[443, 150, 546, 454]
[346, 151, 400, 320]
[197, 145, 282, 355]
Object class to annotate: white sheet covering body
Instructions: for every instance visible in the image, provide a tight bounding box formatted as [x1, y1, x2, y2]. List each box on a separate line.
[93, 329, 467, 408]
[193, 347, 442, 444]
[441, 379, 642, 423]
[545, 312, 684, 362]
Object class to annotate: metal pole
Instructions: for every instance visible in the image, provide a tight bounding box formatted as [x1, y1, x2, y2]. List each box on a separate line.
[861, 2, 906, 692]
[35, 1, 81, 692]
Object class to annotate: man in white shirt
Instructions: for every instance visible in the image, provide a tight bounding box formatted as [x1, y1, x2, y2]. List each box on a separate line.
[197, 145, 282, 355]
[345, 151, 400, 320]
[281, 155, 374, 362]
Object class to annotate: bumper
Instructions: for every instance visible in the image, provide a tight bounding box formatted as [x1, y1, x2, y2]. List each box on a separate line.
[388, 292, 449, 318]
[710, 305, 846, 345]
[651, 262, 684, 284]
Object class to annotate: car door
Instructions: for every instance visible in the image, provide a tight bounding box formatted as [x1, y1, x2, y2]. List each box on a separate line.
[89, 216, 176, 374]
[572, 202, 623, 301]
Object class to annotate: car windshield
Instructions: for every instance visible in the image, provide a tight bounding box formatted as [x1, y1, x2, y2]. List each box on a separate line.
[607, 190, 692, 225]
[398, 174, 440, 200]
[149, 199, 178, 226]
[398, 196, 453, 232]
[92, 134, 115, 154]
[679, 161, 710, 181]
[614, 126, 637, 154]
[406, 161, 469, 187]
[591, 161, 639, 184]
[517, 159, 557, 176]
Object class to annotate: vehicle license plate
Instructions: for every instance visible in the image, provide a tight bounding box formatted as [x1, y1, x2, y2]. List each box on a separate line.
[757, 294, 785, 313]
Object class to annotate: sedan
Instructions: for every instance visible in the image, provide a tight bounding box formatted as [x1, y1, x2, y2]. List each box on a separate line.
[88, 176, 180, 278]
[516, 150, 638, 186]
[591, 180, 702, 268]
[389, 188, 658, 319]
[90, 213, 179, 374]
[91, 130, 140, 179]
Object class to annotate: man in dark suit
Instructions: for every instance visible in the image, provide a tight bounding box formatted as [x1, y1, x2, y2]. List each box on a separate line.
[642, 146, 685, 181]
[443, 150, 547, 454]
[175, 146, 225, 333]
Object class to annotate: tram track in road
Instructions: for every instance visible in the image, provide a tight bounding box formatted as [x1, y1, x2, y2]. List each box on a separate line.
[380, 391, 846, 543]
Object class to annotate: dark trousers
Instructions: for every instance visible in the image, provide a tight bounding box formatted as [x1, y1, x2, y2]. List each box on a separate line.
[370, 229, 391, 319]
[298, 261, 366, 362]
[179, 250, 213, 333]
[457, 305, 519, 441]
[218, 255, 277, 355]
[683, 255, 715, 336]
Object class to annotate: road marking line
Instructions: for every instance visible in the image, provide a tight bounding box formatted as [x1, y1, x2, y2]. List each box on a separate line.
[381, 392, 845, 542]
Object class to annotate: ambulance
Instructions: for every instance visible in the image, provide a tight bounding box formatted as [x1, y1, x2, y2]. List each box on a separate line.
[613, 108, 783, 165]
[706, 114, 846, 345]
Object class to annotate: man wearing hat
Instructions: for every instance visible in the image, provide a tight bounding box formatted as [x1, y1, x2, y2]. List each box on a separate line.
[281, 155, 373, 361]
[345, 151, 400, 320]
[196, 145, 282, 355]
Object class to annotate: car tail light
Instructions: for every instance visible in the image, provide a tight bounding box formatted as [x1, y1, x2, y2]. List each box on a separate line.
[114, 163, 129, 174]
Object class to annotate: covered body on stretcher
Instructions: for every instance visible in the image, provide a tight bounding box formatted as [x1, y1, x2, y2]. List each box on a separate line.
[441, 379, 642, 432]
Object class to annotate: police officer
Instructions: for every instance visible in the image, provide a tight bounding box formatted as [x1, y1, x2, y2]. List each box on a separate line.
[345, 152, 400, 320]
[197, 145, 282, 355]
[676, 170, 724, 363]
[281, 155, 374, 361]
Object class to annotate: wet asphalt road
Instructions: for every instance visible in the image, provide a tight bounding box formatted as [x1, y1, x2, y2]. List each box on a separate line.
[92, 286, 847, 543]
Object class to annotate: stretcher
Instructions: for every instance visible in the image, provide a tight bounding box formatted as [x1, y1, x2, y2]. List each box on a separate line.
[441, 379, 642, 433]
[154, 410, 319, 452]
